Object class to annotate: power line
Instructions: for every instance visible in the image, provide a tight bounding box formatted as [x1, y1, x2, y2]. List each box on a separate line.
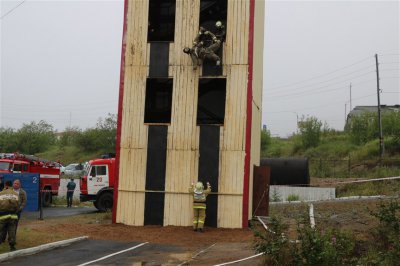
[268, 72, 375, 98]
[0, 0, 25, 20]
[268, 64, 376, 93]
[268, 56, 373, 90]
[265, 79, 376, 102]
[266, 92, 376, 115]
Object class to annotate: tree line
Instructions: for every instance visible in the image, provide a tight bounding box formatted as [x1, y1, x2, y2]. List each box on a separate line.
[262, 111, 400, 157]
[0, 114, 117, 155]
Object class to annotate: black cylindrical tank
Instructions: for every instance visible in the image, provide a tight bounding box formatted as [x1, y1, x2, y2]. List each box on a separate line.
[260, 158, 310, 186]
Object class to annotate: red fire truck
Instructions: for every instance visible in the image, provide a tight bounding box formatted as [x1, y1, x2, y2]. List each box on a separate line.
[0, 153, 61, 206]
[80, 157, 115, 212]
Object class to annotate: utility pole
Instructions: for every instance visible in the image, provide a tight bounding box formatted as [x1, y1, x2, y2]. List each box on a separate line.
[345, 103, 347, 124]
[349, 83, 352, 111]
[375, 54, 384, 157]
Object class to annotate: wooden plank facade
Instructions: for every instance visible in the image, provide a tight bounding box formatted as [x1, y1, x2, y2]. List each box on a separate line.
[114, 0, 264, 228]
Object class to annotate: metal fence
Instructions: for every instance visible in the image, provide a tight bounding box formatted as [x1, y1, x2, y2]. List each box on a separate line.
[309, 158, 400, 178]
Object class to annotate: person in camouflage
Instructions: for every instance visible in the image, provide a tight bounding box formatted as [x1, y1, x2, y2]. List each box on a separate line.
[189, 181, 211, 232]
[0, 187, 20, 251]
[183, 27, 221, 69]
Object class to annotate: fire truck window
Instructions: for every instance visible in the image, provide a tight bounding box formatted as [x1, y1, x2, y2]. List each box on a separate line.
[148, 0, 176, 42]
[23, 164, 28, 172]
[0, 162, 9, 171]
[96, 166, 107, 176]
[13, 164, 22, 172]
[144, 78, 173, 124]
[90, 167, 96, 177]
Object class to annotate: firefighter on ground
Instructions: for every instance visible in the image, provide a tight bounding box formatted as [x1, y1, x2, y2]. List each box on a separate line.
[189, 181, 211, 232]
[0, 186, 20, 251]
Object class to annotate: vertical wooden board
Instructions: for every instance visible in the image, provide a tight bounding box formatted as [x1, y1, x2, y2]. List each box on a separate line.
[224, 0, 233, 65]
[219, 150, 245, 194]
[125, 0, 149, 66]
[222, 65, 248, 151]
[169, 66, 199, 150]
[171, 0, 200, 67]
[218, 195, 242, 228]
[120, 66, 148, 149]
[164, 193, 192, 226]
[118, 148, 147, 191]
[164, 149, 197, 226]
[116, 191, 145, 226]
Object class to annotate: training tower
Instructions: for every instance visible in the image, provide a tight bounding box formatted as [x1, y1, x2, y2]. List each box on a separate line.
[113, 0, 264, 228]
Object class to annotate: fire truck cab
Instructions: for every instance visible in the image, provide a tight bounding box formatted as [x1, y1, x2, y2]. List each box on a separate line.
[80, 157, 115, 212]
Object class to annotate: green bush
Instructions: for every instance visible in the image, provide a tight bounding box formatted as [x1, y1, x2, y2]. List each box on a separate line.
[298, 116, 323, 150]
[368, 199, 400, 265]
[287, 194, 300, 202]
[254, 216, 357, 266]
[253, 217, 294, 266]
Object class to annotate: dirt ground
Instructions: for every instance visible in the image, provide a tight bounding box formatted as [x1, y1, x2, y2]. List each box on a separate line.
[19, 215, 261, 265]
[13, 180, 394, 265]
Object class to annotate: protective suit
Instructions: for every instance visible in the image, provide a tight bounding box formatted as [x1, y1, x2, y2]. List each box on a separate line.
[189, 181, 211, 232]
[0, 188, 19, 250]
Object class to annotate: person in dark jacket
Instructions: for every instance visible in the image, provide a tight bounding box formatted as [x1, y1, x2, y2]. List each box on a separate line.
[66, 179, 76, 207]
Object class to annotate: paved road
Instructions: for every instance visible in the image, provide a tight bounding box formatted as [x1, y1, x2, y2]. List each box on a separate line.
[22, 206, 98, 220]
[2, 239, 186, 266]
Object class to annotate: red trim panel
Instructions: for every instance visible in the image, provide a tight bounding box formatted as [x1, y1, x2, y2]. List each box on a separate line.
[242, 0, 256, 228]
[113, 0, 129, 224]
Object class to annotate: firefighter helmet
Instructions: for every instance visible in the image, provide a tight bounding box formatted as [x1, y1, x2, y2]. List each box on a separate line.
[194, 181, 204, 192]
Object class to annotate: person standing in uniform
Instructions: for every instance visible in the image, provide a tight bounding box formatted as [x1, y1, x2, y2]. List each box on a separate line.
[189, 181, 211, 232]
[0, 186, 20, 251]
[12, 179, 26, 222]
[66, 179, 76, 208]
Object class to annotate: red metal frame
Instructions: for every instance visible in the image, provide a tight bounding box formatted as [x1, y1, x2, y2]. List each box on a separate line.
[113, 0, 129, 224]
[242, 0, 256, 228]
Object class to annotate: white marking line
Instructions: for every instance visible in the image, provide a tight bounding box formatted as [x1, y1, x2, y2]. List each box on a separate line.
[309, 203, 315, 229]
[337, 176, 400, 184]
[77, 242, 148, 266]
[213, 253, 264, 266]
[178, 243, 216, 266]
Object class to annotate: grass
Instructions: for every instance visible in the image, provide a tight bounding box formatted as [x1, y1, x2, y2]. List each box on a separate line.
[337, 179, 400, 197]
[36, 145, 101, 165]
[0, 225, 71, 253]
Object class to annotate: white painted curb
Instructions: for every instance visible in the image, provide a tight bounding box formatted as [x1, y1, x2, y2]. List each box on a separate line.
[0, 236, 88, 262]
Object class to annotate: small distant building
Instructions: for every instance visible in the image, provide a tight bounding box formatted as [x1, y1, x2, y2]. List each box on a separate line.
[346, 105, 400, 127]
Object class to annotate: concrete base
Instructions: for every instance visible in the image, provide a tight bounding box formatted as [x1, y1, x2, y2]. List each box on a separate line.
[270, 185, 336, 202]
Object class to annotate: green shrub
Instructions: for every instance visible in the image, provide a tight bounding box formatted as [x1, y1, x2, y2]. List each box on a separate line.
[287, 194, 300, 202]
[368, 199, 400, 265]
[298, 116, 323, 150]
[254, 216, 357, 266]
[253, 217, 294, 266]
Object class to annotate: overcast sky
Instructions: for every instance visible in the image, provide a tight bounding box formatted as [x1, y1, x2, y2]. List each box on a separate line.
[1, 0, 399, 137]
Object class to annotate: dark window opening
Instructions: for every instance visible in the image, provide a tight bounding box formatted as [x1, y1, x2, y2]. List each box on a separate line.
[200, 0, 227, 42]
[148, 0, 176, 42]
[145, 78, 173, 124]
[197, 78, 226, 125]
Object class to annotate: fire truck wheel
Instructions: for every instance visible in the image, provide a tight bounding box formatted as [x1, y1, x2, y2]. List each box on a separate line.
[43, 191, 52, 207]
[97, 192, 113, 212]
